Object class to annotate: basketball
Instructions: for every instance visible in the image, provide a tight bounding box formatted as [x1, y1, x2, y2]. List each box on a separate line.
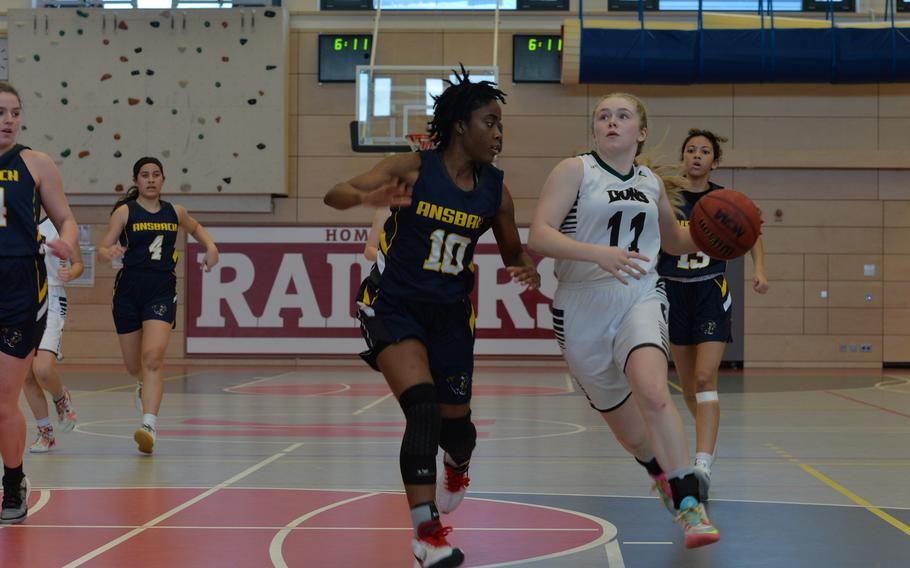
[689, 189, 762, 260]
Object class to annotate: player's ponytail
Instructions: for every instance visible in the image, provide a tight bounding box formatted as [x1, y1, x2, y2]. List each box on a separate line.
[635, 153, 687, 215]
[111, 186, 139, 214]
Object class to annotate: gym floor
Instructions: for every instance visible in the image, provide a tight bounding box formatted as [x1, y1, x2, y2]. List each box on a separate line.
[1, 364, 908, 567]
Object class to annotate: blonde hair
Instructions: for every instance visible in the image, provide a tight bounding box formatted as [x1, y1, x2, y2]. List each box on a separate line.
[636, 152, 688, 216]
[591, 92, 649, 156]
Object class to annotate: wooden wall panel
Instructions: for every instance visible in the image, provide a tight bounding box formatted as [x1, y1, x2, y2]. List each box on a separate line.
[760, 228, 882, 255]
[588, 85, 735, 116]
[882, 200, 910, 226]
[746, 335, 881, 362]
[733, 118, 877, 151]
[880, 119, 910, 151]
[827, 255, 883, 281]
[884, 309, 910, 335]
[753, 201, 881, 227]
[733, 84, 878, 117]
[804, 308, 828, 334]
[744, 308, 803, 334]
[828, 308, 882, 335]
[731, 169, 879, 201]
[878, 84, 910, 117]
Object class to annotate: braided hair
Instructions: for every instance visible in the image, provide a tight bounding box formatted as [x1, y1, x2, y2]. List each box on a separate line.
[427, 64, 506, 152]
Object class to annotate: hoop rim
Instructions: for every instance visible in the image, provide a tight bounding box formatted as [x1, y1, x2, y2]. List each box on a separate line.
[405, 133, 434, 152]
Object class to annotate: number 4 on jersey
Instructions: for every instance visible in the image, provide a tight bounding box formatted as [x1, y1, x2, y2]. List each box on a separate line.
[148, 234, 164, 260]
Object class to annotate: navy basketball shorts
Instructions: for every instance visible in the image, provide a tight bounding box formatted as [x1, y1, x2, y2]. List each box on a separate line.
[0, 255, 49, 359]
[662, 275, 732, 346]
[112, 269, 178, 334]
[356, 278, 476, 405]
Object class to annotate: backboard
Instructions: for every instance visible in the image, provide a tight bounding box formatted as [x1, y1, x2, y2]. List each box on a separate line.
[352, 64, 499, 153]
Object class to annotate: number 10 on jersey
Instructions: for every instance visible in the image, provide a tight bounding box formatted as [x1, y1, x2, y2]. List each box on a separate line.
[423, 229, 471, 275]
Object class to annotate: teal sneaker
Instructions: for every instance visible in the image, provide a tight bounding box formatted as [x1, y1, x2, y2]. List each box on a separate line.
[676, 496, 720, 548]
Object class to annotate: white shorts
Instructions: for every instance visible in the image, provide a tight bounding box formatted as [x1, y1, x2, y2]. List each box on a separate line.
[38, 288, 67, 360]
[552, 273, 669, 412]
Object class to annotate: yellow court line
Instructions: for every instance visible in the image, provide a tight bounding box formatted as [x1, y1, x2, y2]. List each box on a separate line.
[667, 379, 683, 393]
[767, 443, 910, 538]
[79, 370, 211, 398]
[798, 463, 910, 537]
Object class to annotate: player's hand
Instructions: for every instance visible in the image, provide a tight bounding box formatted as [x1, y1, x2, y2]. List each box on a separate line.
[45, 239, 75, 261]
[752, 271, 769, 294]
[507, 265, 540, 291]
[361, 177, 413, 208]
[107, 245, 126, 262]
[597, 246, 649, 285]
[58, 264, 73, 282]
[201, 246, 219, 272]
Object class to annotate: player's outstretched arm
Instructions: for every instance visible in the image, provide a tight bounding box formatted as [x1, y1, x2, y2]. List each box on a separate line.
[324, 153, 419, 210]
[491, 185, 539, 291]
[657, 179, 699, 256]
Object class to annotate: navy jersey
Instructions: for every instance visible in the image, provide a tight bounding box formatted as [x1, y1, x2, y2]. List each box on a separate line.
[657, 182, 727, 280]
[118, 200, 179, 271]
[371, 150, 504, 303]
[0, 144, 41, 256]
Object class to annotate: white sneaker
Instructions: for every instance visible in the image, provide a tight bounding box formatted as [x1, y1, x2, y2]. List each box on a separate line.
[411, 520, 464, 568]
[436, 455, 470, 514]
[29, 425, 56, 453]
[693, 460, 712, 502]
[134, 423, 156, 454]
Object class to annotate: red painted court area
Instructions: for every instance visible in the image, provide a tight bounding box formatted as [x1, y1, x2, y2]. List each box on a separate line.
[1, 489, 606, 567]
[160, 418, 496, 438]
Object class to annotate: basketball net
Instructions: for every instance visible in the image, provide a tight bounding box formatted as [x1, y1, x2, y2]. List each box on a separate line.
[406, 133, 434, 152]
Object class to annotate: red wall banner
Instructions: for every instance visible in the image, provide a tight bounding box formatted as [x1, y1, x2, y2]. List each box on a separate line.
[186, 226, 560, 357]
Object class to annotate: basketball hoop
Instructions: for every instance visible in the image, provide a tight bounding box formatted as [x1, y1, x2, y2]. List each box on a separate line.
[406, 133, 434, 152]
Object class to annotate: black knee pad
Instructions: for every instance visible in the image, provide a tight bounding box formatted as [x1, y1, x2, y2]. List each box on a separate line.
[398, 383, 441, 485]
[439, 412, 477, 466]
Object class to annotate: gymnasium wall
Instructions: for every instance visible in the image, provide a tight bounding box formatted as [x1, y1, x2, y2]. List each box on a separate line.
[1, 8, 907, 367]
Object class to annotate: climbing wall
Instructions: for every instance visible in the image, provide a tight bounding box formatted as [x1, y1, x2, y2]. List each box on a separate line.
[7, 8, 288, 196]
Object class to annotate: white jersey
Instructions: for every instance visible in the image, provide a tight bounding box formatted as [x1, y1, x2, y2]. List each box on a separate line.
[39, 218, 67, 290]
[555, 153, 663, 284]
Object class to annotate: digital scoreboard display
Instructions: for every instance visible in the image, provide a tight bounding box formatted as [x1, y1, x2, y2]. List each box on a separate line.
[512, 34, 562, 83]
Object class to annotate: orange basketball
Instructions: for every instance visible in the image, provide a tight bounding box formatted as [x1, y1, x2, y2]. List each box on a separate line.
[689, 189, 762, 261]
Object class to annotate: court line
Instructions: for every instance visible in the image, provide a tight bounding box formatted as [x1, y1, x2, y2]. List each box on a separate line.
[82, 370, 210, 396]
[765, 443, 910, 538]
[18, 485, 910, 516]
[666, 379, 683, 393]
[14, 524, 602, 531]
[825, 390, 910, 420]
[27, 490, 51, 518]
[564, 374, 575, 393]
[269, 492, 378, 568]
[605, 539, 626, 568]
[463, 497, 617, 568]
[621, 541, 672, 545]
[223, 371, 303, 393]
[352, 392, 394, 415]
[62, 442, 303, 568]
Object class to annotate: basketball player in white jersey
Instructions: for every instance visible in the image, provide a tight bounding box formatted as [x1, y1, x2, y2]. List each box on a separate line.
[528, 93, 720, 548]
[21, 216, 82, 452]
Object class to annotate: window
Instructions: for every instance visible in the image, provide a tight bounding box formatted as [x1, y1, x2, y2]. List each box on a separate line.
[38, 0, 275, 8]
[608, 0, 826, 11]
[321, 0, 518, 10]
